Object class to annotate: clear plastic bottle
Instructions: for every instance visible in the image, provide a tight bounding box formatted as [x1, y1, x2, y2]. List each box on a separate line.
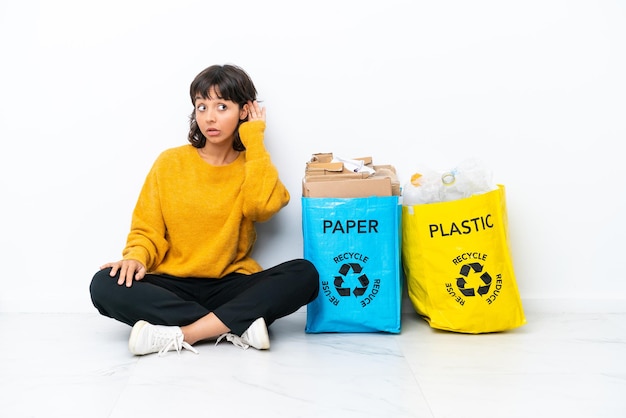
[402, 158, 497, 205]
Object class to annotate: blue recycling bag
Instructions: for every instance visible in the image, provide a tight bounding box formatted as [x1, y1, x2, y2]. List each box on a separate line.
[302, 196, 402, 333]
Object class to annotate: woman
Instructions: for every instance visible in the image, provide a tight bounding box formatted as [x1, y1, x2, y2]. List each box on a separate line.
[90, 64, 319, 356]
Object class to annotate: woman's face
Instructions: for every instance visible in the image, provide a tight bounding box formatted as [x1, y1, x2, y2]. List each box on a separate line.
[194, 87, 247, 147]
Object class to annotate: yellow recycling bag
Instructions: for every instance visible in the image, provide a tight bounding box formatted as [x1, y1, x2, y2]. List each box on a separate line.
[402, 185, 526, 333]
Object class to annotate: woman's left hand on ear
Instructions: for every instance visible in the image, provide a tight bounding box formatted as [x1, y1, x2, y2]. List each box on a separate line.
[247, 100, 266, 122]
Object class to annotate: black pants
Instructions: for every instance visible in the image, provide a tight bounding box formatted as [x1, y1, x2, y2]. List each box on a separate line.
[89, 258, 319, 335]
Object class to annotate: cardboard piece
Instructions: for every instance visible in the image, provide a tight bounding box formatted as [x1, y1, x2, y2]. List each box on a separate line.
[302, 176, 392, 198]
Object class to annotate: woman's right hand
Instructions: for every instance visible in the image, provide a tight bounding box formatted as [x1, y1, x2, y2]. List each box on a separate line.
[100, 259, 146, 287]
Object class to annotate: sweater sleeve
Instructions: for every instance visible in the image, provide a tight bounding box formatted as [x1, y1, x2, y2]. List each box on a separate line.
[238, 120, 290, 222]
[122, 158, 170, 270]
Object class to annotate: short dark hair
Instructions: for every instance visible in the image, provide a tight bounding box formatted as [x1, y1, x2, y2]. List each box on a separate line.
[187, 64, 258, 151]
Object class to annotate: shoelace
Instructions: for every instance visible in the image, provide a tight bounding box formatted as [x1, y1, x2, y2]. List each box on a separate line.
[215, 333, 250, 350]
[156, 333, 199, 356]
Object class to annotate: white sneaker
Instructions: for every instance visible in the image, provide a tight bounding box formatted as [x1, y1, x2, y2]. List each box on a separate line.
[216, 318, 270, 350]
[129, 320, 199, 356]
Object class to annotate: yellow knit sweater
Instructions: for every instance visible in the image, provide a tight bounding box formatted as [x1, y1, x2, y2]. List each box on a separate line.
[122, 120, 290, 278]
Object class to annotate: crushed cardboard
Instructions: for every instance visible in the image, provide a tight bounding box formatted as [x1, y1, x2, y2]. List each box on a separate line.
[309, 153, 372, 166]
[302, 153, 400, 198]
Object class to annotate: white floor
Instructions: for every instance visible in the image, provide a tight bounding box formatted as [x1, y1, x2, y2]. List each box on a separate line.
[1, 300, 625, 418]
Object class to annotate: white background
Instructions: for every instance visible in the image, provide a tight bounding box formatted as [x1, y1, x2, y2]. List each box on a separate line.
[1, 0, 624, 312]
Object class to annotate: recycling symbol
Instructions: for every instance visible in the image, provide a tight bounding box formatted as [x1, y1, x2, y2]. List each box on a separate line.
[456, 262, 492, 297]
[334, 263, 369, 297]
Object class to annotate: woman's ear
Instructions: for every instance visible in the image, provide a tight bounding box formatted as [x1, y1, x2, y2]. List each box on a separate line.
[240, 104, 249, 120]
